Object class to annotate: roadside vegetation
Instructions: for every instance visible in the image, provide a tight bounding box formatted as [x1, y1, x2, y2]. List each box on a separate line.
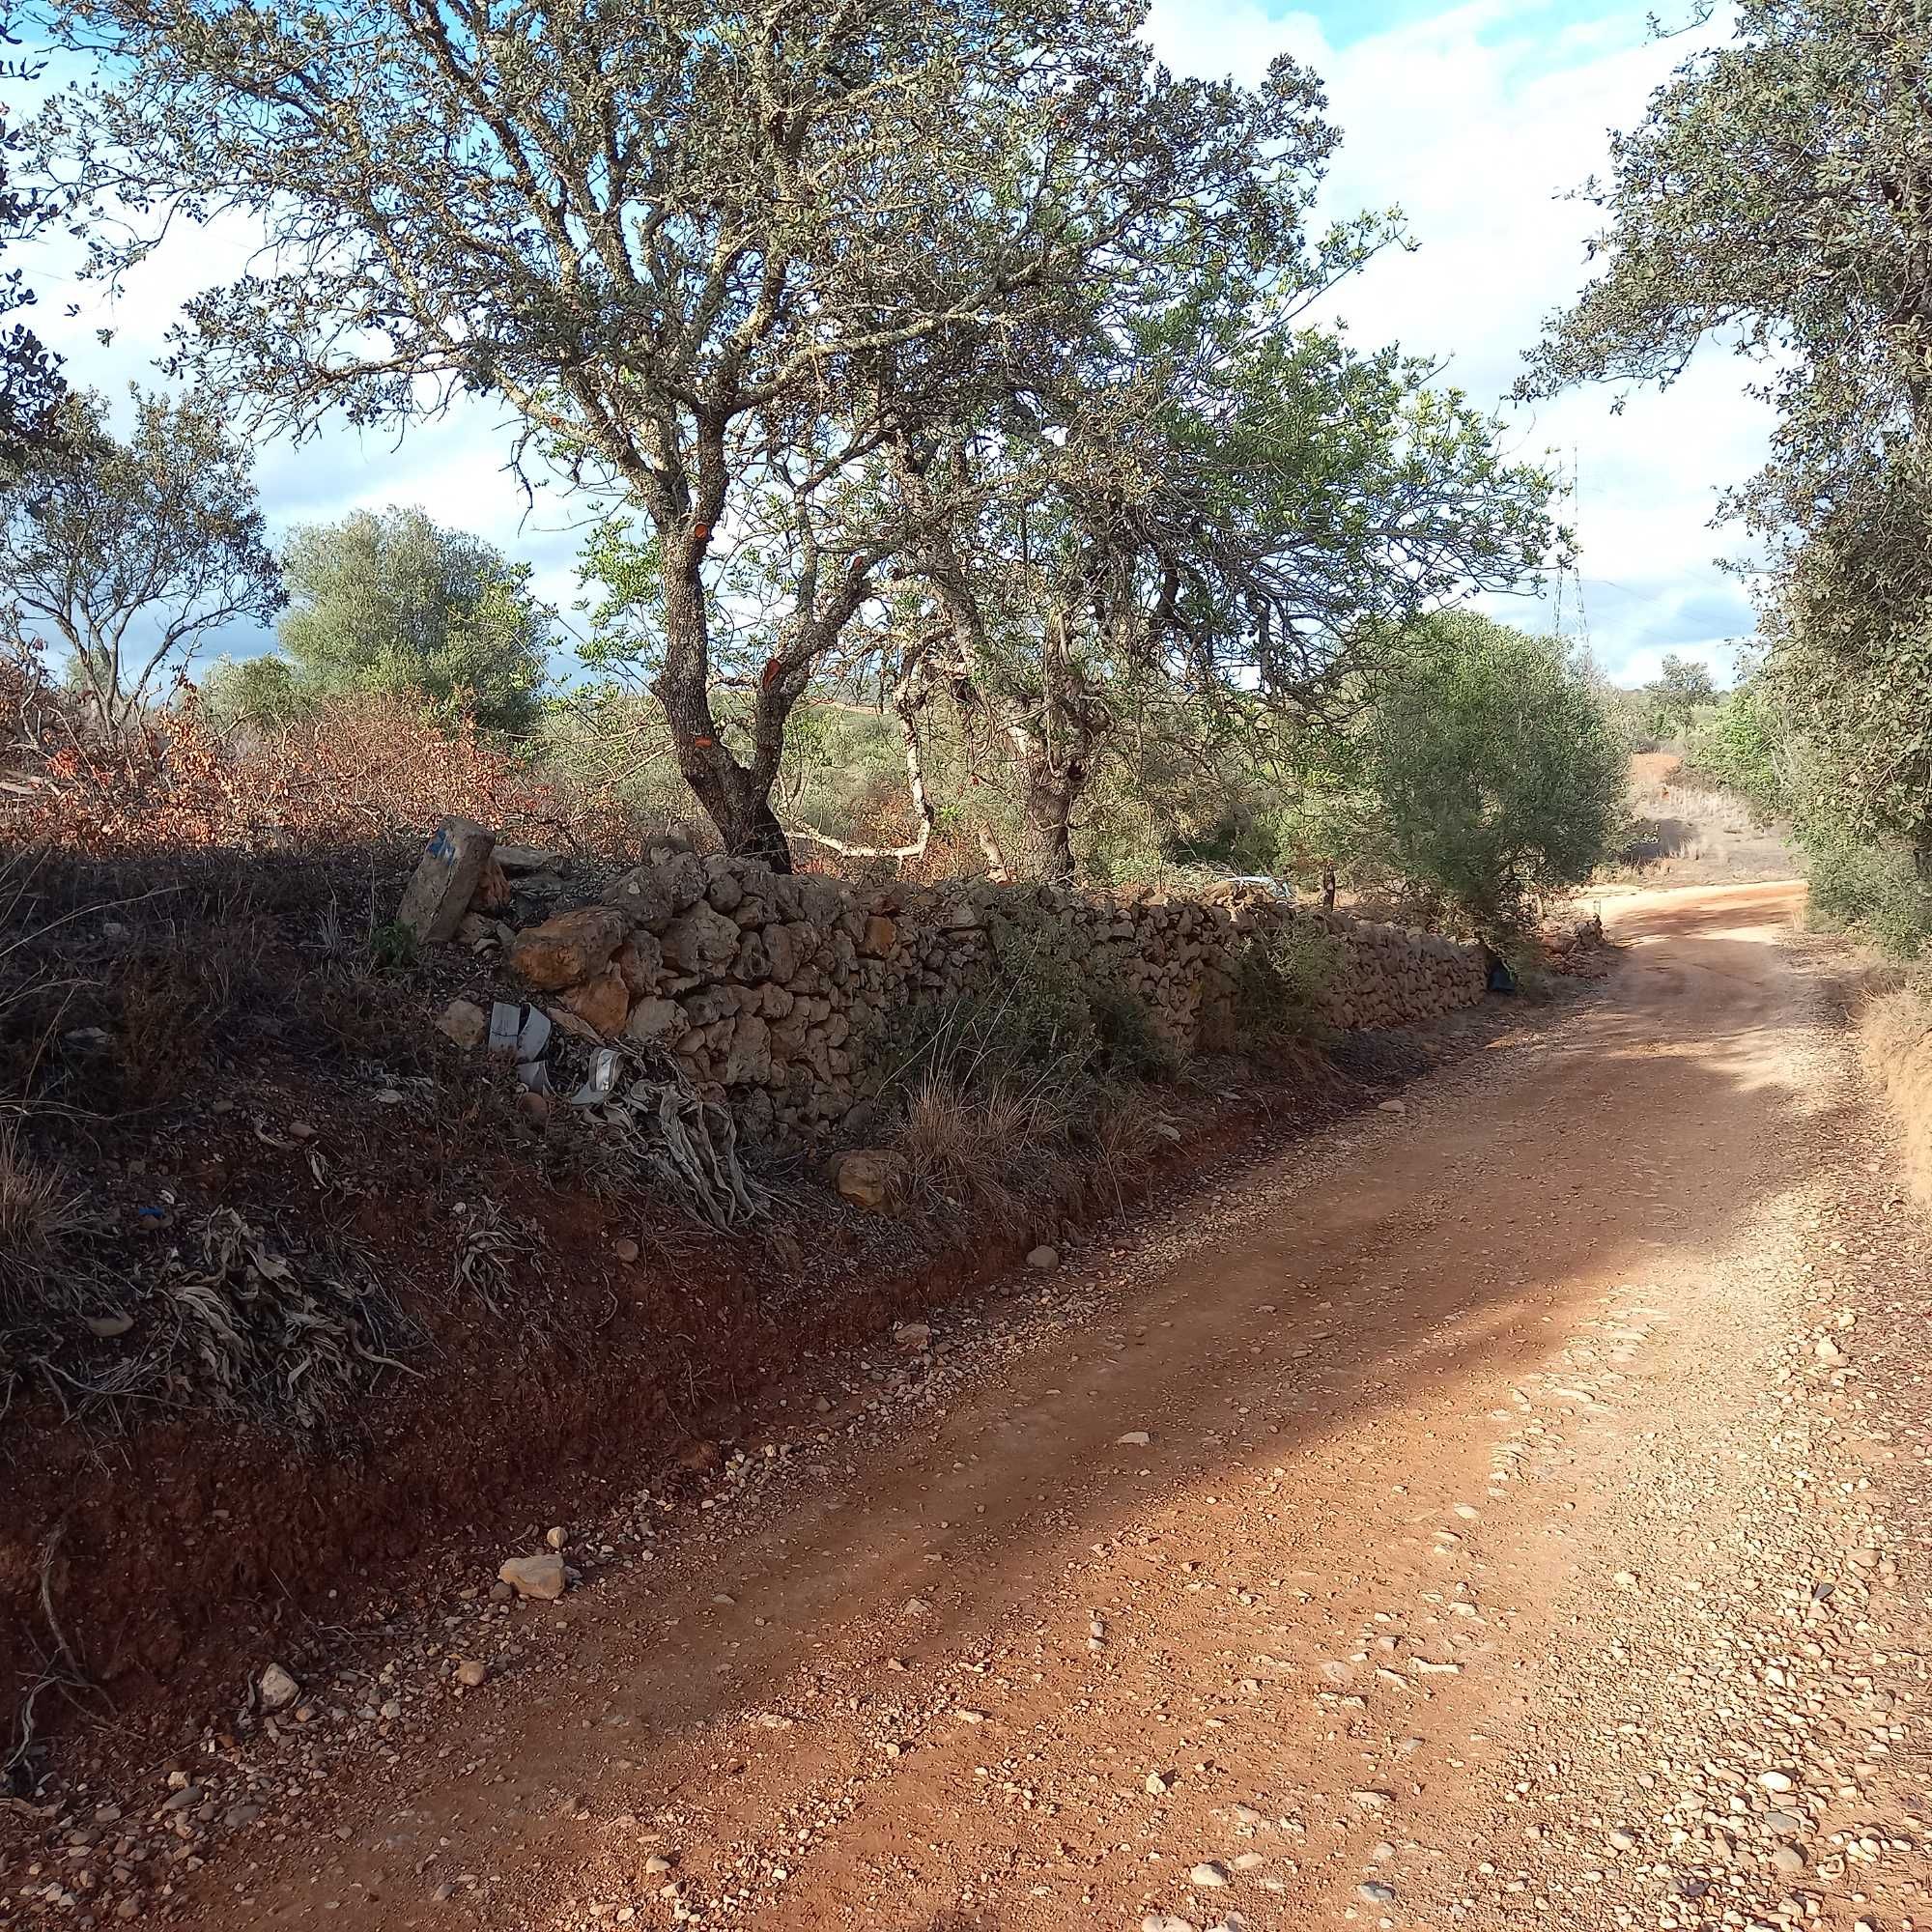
[1525, 0, 1932, 967]
[0, 2, 1634, 1377]
[0, 0, 1644, 1480]
[4, 0, 1874, 1797]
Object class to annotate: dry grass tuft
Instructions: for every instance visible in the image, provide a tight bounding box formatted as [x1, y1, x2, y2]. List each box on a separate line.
[450, 1198, 547, 1320]
[0, 1130, 83, 1321]
[1087, 1094, 1168, 1209]
[891, 1073, 1069, 1228]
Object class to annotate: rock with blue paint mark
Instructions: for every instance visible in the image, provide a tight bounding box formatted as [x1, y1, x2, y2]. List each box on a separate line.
[397, 815, 496, 943]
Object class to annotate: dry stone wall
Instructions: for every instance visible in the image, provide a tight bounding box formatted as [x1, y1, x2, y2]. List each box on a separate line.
[407, 832, 1489, 1142]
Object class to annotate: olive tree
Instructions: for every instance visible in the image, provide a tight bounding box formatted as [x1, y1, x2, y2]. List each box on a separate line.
[0, 387, 280, 735]
[1522, 0, 1932, 867]
[886, 326, 1563, 881]
[0, 12, 62, 461]
[1347, 612, 1626, 941]
[276, 506, 553, 734]
[37, 0, 1353, 867]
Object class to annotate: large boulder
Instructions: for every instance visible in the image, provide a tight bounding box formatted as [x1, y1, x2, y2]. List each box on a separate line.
[396, 816, 496, 943]
[509, 907, 628, 992]
[494, 843, 565, 874]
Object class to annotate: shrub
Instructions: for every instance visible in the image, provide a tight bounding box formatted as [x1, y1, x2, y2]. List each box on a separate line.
[276, 505, 554, 736]
[1, 648, 639, 864]
[366, 918, 420, 976]
[1354, 612, 1628, 941]
[1807, 836, 1932, 959]
[1088, 978, 1179, 1081]
[890, 1072, 1072, 1229]
[1236, 920, 1343, 1046]
[866, 910, 1182, 1228]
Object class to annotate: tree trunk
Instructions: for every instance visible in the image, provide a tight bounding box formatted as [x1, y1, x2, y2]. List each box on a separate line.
[1321, 863, 1337, 909]
[651, 531, 796, 871]
[1024, 758, 1082, 884]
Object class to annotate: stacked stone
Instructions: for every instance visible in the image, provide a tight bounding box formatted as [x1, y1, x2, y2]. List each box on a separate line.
[1288, 905, 1489, 1031]
[867, 880, 1230, 1054]
[466, 847, 1489, 1143]
[505, 851, 895, 1140]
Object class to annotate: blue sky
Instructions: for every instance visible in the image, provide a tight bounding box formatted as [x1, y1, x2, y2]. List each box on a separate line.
[22, 0, 1766, 688]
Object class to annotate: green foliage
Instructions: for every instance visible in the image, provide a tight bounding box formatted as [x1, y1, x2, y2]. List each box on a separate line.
[0, 386, 281, 734]
[1526, 0, 1932, 872]
[873, 938, 1097, 1112]
[1761, 469, 1932, 861]
[39, 0, 1404, 862]
[200, 652, 314, 731]
[866, 909, 1184, 1119]
[366, 918, 418, 976]
[277, 506, 553, 735]
[1088, 979, 1181, 1082]
[1643, 653, 1720, 744]
[1235, 920, 1342, 1046]
[1681, 679, 1792, 822]
[1806, 834, 1932, 960]
[1350, 613, 1627, 940]
[1592, 684, 1662, 755]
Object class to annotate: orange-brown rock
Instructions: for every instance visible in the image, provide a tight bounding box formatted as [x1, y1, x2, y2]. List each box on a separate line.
[508, 907, 627, 992]
[560, 965, 631, 1037]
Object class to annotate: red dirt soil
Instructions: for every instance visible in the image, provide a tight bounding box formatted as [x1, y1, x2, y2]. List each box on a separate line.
[2, 1038, 1422, 1781]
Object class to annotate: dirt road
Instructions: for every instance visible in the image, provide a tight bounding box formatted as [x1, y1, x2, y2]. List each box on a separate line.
[56, 881, 1932, 1932]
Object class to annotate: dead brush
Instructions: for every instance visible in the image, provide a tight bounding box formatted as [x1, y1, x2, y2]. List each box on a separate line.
[592, 1052, 773, 1233]
[0, 1132, 90, 1418]
[890, 1071, 1068, 1229]
[144, 1209, 422, 1440]
[106, 911, 284, 1108]
[450, 1197, 547, 1321]
[4, 1207, 423, 1444]
[0, 1128, 82, 1287]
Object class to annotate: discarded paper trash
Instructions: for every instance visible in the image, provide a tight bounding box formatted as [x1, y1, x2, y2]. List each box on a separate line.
[569, 1047, 619, 1108]
[516, 1007, 551, 1061]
